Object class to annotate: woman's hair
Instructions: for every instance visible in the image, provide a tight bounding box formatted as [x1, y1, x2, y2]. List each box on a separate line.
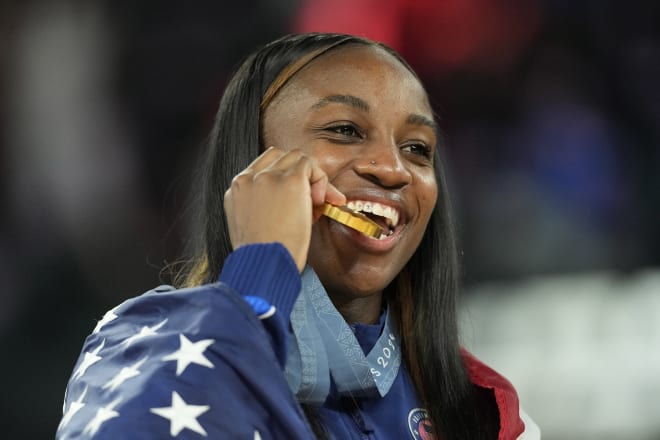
[178, 33, 498, 439]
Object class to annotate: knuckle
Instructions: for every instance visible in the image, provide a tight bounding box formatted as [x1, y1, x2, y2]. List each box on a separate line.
[231, 173, 252, 187]
[293, 154, 313, 171]
[296, 153, 311, 164]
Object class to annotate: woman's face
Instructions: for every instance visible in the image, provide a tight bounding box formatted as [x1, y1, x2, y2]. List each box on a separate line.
[263, 45, 438, 302]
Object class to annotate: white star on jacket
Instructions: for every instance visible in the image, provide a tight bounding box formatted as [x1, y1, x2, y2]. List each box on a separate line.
[162, 334, 215, 376]
[72, 339, 105, 380]
[83, 398, 121, 435]
[93, 308, 118, 334]
[122, 318, 168, 347]
[150, 391, 210, 436]
[102, 357, 147, 391]
[59, 387, 87, 429]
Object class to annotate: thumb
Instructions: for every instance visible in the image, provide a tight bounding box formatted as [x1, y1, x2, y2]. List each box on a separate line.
[309, 176, 346, 207]
[324, 182, 346, 206]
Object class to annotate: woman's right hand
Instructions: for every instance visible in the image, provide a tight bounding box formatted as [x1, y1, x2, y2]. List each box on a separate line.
[224, 147, 346, 272]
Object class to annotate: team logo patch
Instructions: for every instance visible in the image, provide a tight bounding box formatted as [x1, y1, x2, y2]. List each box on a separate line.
[408, 408, 436, 440]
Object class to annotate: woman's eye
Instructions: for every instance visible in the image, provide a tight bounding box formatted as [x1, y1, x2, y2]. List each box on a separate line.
[328, 124, 361, 138]
[402, 143, 433, 160]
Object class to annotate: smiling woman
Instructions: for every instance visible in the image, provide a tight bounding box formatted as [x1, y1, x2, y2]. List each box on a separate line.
[56, 33, 539, 440]
[259, 44, 438, 323]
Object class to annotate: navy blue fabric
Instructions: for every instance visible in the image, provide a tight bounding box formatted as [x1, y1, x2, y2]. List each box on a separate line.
[320, 316, 424, 439]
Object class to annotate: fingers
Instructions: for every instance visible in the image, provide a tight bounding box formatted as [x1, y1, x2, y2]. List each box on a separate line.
[243, 146, 345, 206]
[242, 146, 284, 173]
[324, 182, 346, 206]
[224, 146, 346, 271]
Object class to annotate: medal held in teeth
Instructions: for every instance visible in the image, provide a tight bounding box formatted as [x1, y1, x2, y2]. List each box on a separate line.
[322, 203, 385, 238]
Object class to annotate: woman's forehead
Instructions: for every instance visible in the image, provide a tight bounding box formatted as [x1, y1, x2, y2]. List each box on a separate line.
[297, 45, 418, 88]
[270, 45, 431, 113]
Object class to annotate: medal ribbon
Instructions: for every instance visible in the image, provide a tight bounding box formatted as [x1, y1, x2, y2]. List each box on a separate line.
[284, 267, 401, 404]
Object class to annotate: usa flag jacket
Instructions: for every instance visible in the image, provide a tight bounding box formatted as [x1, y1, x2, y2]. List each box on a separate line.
[57, 243, 539, 439]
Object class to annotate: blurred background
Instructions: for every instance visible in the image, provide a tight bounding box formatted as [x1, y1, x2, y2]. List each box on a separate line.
[1, 0, 658, 438]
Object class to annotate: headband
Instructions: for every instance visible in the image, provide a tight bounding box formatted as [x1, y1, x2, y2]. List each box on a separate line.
[259, 40, 354, 112]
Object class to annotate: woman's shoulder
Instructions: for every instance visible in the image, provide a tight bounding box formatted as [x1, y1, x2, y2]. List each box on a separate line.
[56, 281, 308, 439]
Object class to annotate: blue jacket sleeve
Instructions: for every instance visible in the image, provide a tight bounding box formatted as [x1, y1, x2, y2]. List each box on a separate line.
[218, 243, 301, 367]
[56, 243, 312, 440]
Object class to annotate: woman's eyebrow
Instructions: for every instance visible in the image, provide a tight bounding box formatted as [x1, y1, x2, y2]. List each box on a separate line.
[310, 94, 370, 112]
[310, 96, 438, 134]
[407, 113, 439, 135]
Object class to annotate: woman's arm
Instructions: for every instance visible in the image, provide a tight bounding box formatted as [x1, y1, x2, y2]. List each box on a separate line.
[56, 243, 313, 439]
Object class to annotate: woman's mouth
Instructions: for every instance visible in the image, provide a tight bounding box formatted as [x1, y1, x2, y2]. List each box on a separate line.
[345, 200, 400, 240]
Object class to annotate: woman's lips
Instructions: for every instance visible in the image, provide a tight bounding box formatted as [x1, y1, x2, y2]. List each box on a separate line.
[326, 216, 405, 253]
[326, 190, 410, 251]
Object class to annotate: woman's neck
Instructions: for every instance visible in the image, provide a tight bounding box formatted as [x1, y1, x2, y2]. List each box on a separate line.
[330, 293, 383, 324]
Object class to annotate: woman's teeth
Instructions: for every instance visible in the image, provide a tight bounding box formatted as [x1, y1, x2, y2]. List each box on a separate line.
[346, 200, 400, 228]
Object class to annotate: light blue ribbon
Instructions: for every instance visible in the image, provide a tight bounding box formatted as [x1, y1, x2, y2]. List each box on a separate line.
[285, 267, 401, 404]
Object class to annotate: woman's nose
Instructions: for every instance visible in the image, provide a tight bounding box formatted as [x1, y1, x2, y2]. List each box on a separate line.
[354, 144, 413, 189]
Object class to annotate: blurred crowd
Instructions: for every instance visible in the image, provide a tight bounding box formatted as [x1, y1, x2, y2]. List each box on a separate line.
[1, 1, 658, 438]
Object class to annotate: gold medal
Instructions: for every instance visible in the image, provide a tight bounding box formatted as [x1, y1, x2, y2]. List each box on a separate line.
[322, 203, 383, 238]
